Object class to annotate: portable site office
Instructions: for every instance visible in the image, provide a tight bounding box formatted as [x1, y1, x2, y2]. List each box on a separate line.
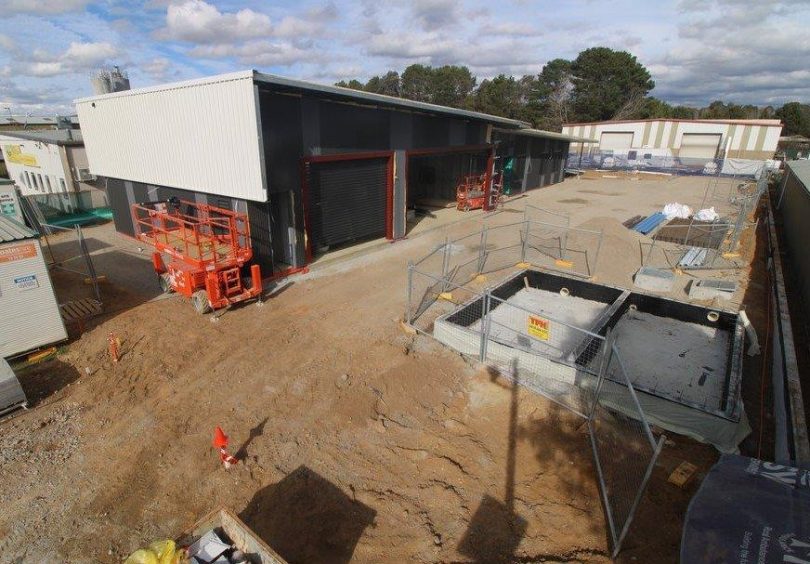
[0, 215, 67, 359]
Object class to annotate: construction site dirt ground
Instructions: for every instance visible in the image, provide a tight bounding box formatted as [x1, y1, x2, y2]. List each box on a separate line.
[0, 174, 770, 563]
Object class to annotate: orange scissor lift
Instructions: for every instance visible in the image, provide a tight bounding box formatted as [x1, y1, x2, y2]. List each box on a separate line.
[131, 199, 262, 314]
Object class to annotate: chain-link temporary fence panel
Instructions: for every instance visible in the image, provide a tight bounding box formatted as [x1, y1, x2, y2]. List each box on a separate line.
[481, 293, 607, 417]
[406, 265, 481, 336]
[523, 204, 570, 228]
[41, 223, 102, 302]
[589, 341, 665, 558]
[522, 220, 603, 278]
[641, 221, 744, 271]
[477, 222, 525, 282]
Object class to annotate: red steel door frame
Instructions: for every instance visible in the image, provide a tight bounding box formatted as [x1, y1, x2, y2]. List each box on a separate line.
[301, 151, 395, 264]
[404, 143, 495, 214]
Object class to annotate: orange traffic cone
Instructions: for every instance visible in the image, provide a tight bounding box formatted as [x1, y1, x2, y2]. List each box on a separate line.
[108, 333, 120, 363]
[213, 426, 238, 469]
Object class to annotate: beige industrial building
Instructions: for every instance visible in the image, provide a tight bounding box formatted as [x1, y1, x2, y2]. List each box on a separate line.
[562, 118, 782, 175]
[0, 129, 107, 214]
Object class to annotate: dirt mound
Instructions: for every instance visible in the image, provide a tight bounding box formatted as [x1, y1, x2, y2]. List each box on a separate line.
[573, 216, 648, 287]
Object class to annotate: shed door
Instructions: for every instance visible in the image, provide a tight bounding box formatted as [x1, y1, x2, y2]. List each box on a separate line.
[307, 157, 389, 251]
[599, 131, 634, 150]
[680, 133, 721, 159]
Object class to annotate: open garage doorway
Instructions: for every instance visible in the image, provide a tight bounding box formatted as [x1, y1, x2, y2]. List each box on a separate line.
[406, 145, 493, 235]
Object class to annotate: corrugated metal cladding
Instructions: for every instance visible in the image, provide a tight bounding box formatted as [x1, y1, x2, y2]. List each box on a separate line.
[106, 178, 276, 271]
[306, 159, 388, 250]
[75, 72, 266, 202]
[0, 238, 67, 358]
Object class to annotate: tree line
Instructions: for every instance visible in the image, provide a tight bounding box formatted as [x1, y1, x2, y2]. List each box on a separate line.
[336, 47, 810, 138]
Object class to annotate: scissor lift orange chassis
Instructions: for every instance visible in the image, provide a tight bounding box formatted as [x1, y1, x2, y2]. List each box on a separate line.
[456, 173, 503, 211]
[131, 199, 262, 314]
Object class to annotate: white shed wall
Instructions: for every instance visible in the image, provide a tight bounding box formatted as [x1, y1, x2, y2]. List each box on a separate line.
[75, 71, 266, 202]
[0, 136, 69, 197]
[0, 239, 67, 358]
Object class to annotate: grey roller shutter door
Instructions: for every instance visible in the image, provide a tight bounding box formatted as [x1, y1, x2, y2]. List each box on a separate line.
[307, 158, 388, 250]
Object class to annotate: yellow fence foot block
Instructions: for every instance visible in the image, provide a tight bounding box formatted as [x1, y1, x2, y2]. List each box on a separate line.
[516, 262, 531, 268]
[555, 259, 574, 268]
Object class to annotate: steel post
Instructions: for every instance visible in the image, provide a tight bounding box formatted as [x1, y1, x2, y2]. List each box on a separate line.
[520, 220, 530, 262]
[591, 229, 604, 277]
[477, 226, 488, 273]
[479, 292, 491, 361]
[406, 261, 414, 325]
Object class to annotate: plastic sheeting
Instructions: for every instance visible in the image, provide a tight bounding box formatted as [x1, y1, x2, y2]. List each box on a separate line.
[662, 203, 693, 219]
[681, 454, 810, 563]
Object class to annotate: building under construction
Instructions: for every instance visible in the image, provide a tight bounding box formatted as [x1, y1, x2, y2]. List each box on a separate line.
[75, 70, 580, 276]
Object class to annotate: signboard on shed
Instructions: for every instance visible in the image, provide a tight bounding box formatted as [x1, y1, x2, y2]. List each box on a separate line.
[0, 242, 37, 263]
[528, 315, 550, 341]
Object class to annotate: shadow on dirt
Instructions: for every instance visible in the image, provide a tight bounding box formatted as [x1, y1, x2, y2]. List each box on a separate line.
[235, 417, 268, 461]
[459, 364, 527, 562]
[240, 465, 376, 564]
[12, 358, 82, 408]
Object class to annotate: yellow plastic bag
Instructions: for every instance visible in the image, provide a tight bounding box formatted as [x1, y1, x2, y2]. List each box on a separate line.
[125, 540, 183, 564]
[149, 540, 180, 564]
[124, 549, 159, 564]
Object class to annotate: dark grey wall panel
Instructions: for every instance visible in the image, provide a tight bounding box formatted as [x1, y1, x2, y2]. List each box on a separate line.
[390, 112, 412, 149]
[779, 169, 810, 319]
[466, 122, 486, 145]
[393, 150, 407, 238]
[449, 120, 466, 145]
[262, 92, 303, 195]
[319, 101, 390, 151]
[412, 114, 450, 148]
[106, 178, 135, 236]
[301, 97, 321, 157]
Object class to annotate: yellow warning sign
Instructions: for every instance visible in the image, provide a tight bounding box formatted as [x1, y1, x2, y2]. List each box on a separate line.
[527, 314, 550, 341]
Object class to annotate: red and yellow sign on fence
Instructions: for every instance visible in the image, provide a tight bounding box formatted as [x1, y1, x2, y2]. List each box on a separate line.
[528, 314, 550, 341]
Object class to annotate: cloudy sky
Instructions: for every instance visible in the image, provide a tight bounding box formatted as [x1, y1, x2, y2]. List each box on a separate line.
[0, 0, 808, 115]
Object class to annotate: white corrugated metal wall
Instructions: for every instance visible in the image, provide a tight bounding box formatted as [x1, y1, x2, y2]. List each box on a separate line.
[75, 71, 267, 202]
[0, 238, 67, 358]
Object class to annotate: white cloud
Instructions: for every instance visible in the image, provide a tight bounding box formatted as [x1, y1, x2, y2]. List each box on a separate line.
[141, 57, 173, 80]
[0, 34, 15, 51]
[161, 0, 272, 44]
[0, 0, 90, 16]
[190, 40, 323, 67]
[17, 41, 120, 77]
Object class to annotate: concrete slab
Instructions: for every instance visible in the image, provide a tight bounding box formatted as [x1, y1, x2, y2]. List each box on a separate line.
[612, 309, 730, 412]
[634, 266, 676, 292]
[688, 279, 737, 301]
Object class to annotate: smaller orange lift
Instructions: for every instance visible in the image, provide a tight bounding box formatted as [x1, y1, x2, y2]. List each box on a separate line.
[455, 172, 503, 211]
[132, 198, 262, 314]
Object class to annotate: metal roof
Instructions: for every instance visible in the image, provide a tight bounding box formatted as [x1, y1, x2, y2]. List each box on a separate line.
[787, 160, 810, 189]
[0, 215, 37, 242]
[564, 118, 783, 128]
[76, 69, 528, 128]
[253, 71, 528, 127]
[0, 129, 83, 146]
[0, 115, 79, 126]
[495, 127, 597, 144]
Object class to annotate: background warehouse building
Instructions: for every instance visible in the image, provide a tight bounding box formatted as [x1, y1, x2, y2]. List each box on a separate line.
[76, 70, 576, 275]
[562, 118, 782, 176]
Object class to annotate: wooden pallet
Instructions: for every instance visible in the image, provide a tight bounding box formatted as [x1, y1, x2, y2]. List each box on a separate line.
[59, 298, 103, 325]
